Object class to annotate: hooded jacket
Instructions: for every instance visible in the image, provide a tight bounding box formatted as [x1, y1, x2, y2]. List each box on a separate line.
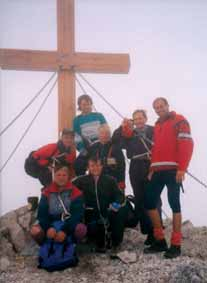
[37, 181, 83, 234]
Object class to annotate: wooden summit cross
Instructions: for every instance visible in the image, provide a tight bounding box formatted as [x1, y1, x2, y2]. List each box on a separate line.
[0, 0, 130, 133]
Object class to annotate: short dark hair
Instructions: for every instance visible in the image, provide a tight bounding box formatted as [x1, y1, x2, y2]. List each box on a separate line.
[77, 94, 93, 110]
[153, 97, 169, 107]
[88, 156, 104, 166]
[132, 109, 147, 119]
[61, 128, 74, 137]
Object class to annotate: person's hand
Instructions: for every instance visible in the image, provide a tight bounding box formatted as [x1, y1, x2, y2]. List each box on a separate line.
[55, 231, 66, 242]
[46, 227, 57, 239]
[109, 202, 121, 212]
[147, 152, 152, 160]
[176, 170, 185, 183]
[148, 171, 154, 181]
[118, 181, 126, 190]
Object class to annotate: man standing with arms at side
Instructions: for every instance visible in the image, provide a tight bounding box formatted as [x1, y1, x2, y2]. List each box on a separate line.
[144, 97, 194, 258]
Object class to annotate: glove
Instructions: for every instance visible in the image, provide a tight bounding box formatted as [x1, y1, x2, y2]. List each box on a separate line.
[121, 119, 134, 138]
[74, 223, 87, 241]
[118, 181, 126, 190]
[110, 202, 121, 212]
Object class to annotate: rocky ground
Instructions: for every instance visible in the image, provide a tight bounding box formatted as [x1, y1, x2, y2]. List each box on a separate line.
[1, 206, 207, 283]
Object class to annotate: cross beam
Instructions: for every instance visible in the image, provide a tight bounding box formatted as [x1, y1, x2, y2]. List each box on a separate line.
[0, 49, 129, 73]
[0, 0, 130, 133]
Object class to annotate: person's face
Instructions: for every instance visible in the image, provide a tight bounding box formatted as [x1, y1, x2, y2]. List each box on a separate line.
[99, 128, 111, 144]
[79, 99, 92, 114]
[133, 112, 147, 129]
[153, 99, 169, 118]
[88, 160, 103, 176]
[54, 167, 69, 187]
[61, 134, 74, 148]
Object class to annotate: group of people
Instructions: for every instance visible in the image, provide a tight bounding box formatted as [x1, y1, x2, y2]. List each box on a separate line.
[27, 94, 193, 260]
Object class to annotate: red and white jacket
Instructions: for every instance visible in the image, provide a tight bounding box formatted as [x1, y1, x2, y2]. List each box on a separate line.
[150, 111, 194, 172]
[32, 143, 76, 167]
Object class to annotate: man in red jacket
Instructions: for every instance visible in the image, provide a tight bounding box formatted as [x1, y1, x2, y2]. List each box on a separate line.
[144, 97, 193, 258]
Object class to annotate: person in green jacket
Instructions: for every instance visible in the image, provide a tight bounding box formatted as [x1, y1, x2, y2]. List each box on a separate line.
[73, 94, 107, 176]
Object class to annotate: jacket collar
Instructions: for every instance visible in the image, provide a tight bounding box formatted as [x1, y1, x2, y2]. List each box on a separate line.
[45, 181, 73, 193]
[57, 140, 71, 154]
[156, 111, 176, 124]
[88, 172, 104, 182]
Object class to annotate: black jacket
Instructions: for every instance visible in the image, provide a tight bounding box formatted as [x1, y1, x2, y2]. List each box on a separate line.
[88, 141, 125, 183]
[112, 125, 154, 179]
[72, 174, 125, 220]
[112, 125, 153, 159]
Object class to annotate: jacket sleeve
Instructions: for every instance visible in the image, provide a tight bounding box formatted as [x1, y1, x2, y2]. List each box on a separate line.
[175, 118, 194, 171]
[110, 178, 125, 205]
[113, 146, 126, 183]
[73, 117, 85, 152]
[61, 196, 84, 234]
[98, 113, 107, 124]
[32, 144, 57, 166]
[37, 195, 52, 232]
[112, 126, 127, 149]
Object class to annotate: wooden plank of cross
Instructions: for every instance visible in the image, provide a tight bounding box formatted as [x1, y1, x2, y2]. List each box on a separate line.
[0, 0, 130, 133]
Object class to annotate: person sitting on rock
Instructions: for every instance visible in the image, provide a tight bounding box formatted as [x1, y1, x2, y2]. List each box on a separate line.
[25, 128, 76, 186]
[74, 124, 126, 191]
[30, 163, 86, 245]
[72, 156, 127, 259]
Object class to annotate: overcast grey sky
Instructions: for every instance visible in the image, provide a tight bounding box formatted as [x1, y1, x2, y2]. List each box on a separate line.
[1, 0, 207, 225]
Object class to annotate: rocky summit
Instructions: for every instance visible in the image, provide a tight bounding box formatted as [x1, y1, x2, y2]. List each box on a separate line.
[0, 206, 207, 283]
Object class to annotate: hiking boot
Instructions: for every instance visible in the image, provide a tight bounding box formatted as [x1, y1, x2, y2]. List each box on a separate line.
[144, 233, 155, 246]
[110, 245, 120, 259]
[164, 245, 181, 259]
[144, 239, 168, 254]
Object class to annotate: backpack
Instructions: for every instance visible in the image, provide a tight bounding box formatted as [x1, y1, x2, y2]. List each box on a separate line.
[24, 151, 42, 178]
[38, 238, 78, 272]
[125, 195, 139, 228]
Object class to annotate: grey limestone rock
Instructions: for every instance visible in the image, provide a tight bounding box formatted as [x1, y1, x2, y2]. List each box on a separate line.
[0, 206, 207, 283]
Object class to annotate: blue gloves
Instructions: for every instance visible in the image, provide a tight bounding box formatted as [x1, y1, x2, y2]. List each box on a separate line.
[110, 202, 121, 211]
